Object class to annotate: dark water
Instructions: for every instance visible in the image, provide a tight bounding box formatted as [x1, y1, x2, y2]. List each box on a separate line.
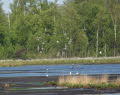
[0, 64, 120, 77]
[0, 88, 120, 95]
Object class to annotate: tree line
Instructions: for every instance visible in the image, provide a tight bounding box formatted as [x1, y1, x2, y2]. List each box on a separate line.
[0, 0, 120, 59]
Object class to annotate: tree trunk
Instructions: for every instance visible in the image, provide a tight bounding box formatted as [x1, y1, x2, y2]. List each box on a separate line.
[96, 26, 99, 57]
[113, 17, 117, 57]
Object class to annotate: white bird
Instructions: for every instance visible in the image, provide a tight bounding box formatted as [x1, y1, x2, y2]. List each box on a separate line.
[46, 69, 48, 77]
[76, 72, 79, 75]
[70, 72, 72, 75]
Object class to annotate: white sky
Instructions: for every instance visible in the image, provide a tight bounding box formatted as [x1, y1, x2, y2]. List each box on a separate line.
[1, 0, 64, 13]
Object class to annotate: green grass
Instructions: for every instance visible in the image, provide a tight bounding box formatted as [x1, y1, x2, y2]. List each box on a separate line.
[59, 83, 120, 89]
[44, 81, 57, 86]
[0, 57, 120, 67]
[44, 80, 120, 89]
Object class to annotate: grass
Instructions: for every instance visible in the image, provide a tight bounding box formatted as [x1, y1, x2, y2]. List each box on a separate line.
[58, 75, 120, 89]
[0, 57, 120, 67]
[44, 81, 57, 86]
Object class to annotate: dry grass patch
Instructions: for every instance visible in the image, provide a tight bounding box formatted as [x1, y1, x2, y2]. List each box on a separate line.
[0, 57, 120, 67]
[57, 75, 120, 89]
[58, 75, 109, 86]
[114, 77, 120, 85]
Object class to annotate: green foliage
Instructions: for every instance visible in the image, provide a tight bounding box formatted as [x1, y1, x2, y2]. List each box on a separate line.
[0, 46, 5, 59]
[45, 81, 57, 86]
[0, 0, 120, 59]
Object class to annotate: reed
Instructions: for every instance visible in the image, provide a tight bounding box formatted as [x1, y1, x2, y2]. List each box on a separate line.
[58, 75, 109, 85]
[114, 77, 120, 85]
[58, 75, 120, 89]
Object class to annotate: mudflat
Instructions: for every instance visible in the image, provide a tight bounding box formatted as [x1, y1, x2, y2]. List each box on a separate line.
[0, 75, 120, 95]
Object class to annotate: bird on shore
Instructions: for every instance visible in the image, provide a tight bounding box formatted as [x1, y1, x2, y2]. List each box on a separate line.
[76, 72, 79, 75]
[46, 74, 48, 77]
[46, 69, 49, 77]
[70, 72, 72, 75]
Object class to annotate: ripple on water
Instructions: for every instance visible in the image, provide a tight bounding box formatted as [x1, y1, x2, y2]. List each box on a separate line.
[0, 64, 120, 77]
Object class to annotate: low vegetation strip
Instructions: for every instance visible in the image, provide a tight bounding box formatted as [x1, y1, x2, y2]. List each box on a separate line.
[58, 75, 120, 89]
[0, 57, 120, 67]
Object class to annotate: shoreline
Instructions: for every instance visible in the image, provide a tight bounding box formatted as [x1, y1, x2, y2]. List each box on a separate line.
[0, 57, 120, 67]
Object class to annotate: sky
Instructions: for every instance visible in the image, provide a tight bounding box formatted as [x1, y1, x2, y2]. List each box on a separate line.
[1, 0, 64, 13]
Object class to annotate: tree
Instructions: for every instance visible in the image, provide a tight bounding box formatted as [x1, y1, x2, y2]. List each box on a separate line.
[0, 0, 120, 59]
[0, 1, 9, 58]
[106, 0, 120, 56]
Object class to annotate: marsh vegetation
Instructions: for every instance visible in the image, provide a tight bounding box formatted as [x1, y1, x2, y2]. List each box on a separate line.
[58, 75, 120, 89]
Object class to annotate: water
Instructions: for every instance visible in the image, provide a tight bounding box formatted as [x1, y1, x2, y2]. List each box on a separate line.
[0, 64, 120, 77]
[0, 64, 120, 95]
